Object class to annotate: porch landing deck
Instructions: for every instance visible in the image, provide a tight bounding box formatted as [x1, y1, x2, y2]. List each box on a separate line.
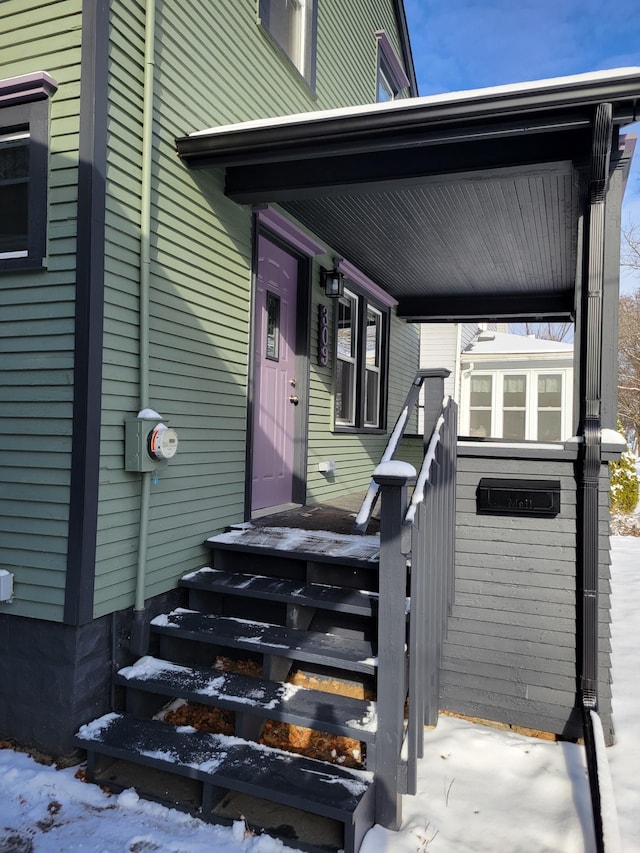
[249, 492, 379, 536]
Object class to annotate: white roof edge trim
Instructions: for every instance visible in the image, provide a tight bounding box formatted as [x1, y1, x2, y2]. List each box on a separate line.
[460, 350, 573, 361]
[190, 67, 640, 138]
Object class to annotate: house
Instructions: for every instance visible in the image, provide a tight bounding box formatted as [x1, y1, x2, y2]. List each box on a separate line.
[1, 1, 638, 849]
[459, 328, 574, 441]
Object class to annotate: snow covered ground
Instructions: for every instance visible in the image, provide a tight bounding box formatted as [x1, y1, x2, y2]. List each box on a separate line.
[0, 536, 638, 853]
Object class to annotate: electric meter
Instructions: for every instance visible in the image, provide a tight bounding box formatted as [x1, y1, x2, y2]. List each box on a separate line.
[148, 423, 179, 461]
[124, 416, 180, 472]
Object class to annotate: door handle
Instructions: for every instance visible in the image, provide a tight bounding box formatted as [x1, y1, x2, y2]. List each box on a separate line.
[289, 395, 299, 406]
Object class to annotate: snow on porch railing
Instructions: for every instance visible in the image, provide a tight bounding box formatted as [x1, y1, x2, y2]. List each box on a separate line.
[372, 391, 457, 829]
[353, 369, 451, 534]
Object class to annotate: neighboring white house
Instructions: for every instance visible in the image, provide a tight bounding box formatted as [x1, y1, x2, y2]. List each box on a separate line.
[459, 330, 574, 441]
[418, 322, 478, 404]
[419, 325, 574, 441]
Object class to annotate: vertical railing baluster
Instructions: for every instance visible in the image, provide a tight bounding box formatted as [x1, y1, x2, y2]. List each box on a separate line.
[446, 402, 458, 618]
[407, 507, 421, 792]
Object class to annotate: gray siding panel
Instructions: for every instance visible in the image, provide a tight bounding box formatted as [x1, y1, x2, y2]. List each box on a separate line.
[441, 448, 613, 740]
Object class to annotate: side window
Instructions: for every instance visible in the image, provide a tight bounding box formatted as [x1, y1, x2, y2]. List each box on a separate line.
[335, 291, 358, 425]
[364, 305, 382, 426]
[375, 31, 410, 102]
[464, 370, 568, 440]
[536, 374, 563, 441]
[0, 73, 57, 272]
[501, 374, 527, 439]
[334, 288, 388, 431]
[259, 0, 317, 88]
[377, 55, 397, 103]
[0, 129, 29, 257]
[469, 375, 493, 437]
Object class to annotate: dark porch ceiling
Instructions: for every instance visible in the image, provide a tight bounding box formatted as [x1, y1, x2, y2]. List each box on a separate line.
[176, 69, 640, 321]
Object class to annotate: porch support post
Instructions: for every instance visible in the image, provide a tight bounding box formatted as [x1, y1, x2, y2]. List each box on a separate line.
[420, 368, 450, 445]
[373, 462, 416, 831]
[578, 101, 613, 853]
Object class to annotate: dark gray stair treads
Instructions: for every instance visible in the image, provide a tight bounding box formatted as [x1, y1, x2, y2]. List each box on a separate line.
[181, 567, 378, 617]
[150, 609, 378, 675]
[116, 655, 377, 741]
[75, 712, 374, 825]
[205, 525, 380, 568]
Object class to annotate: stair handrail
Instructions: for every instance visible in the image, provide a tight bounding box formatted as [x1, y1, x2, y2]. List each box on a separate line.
[404, 398, 448, 526]
[372, 389, 457, 828]
[353, 369, 450, 534]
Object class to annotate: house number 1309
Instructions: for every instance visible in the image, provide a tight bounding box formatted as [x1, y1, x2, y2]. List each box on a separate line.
[318, 304, 329, 367]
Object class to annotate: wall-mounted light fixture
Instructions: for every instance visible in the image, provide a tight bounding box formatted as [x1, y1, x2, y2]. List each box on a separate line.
[321, 265, 345, 298]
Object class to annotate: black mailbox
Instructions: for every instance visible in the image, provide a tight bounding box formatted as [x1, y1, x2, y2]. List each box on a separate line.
[477, 478, 561, 518]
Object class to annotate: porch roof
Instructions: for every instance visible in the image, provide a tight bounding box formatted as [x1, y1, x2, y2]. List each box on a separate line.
[176, 69, 640, 322]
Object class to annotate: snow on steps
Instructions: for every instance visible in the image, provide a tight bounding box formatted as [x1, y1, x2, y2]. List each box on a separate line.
[206, 524, 380, 567]
[75, 712, 375, 853]
[181, 566, 378, 617]
[151, 609, 378, 675]
[115, 655, 377, 742]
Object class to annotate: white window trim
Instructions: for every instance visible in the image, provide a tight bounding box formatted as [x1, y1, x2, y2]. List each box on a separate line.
[335, 288, 359, 427]
[258, 0, 316, 86]
[334, 286, 388, 431]
[462, 367, 572, 441]
[364, 304, 383, 427]
[500, 372, 529, 439]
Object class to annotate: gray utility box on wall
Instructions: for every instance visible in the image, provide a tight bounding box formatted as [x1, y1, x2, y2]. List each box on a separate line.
[477, 478, 561, 518]
[124, 417, 179, 472]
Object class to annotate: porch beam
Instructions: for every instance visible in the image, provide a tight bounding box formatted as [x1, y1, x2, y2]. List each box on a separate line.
[222, 128, 589, 203]
[176, 68, 640, 170]
[396, 291, 575, 322]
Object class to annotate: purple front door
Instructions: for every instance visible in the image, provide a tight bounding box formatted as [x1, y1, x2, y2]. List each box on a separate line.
[251, 237, 299, 511]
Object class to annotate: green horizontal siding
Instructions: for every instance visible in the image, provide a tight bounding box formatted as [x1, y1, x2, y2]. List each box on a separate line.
[94, 0, 415, 615]
[318, 0, 405, 106]
[0, 0, 82, 621]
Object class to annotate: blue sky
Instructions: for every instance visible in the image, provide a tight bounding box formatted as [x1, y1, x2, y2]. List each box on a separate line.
[403, 0, 640, 293]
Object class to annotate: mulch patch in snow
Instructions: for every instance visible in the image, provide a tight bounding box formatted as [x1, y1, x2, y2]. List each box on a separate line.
[610, 511, 640, 536]
[163, 656, 365, 769]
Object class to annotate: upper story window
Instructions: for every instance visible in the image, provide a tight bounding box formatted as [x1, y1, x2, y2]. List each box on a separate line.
[375, 30, 410, 102]
[259, 0, 317, 88]
[0, 72, 57, 272]
[335, 286, 388, 431]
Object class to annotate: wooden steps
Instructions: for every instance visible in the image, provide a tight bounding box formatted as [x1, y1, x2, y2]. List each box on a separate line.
[74, 523, 387, 852]
[206, 525, 381, 568]
[181, 567, 378, 617]
[115, 655, 377, 744]
[150, 609, 378, 676]
[77, 713, 375, 853]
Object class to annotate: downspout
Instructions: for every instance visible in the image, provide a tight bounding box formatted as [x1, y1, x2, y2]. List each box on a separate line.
[578, 101, 612, 853]
[453, 323, 462, 405]
[130, 0, 157, 655]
